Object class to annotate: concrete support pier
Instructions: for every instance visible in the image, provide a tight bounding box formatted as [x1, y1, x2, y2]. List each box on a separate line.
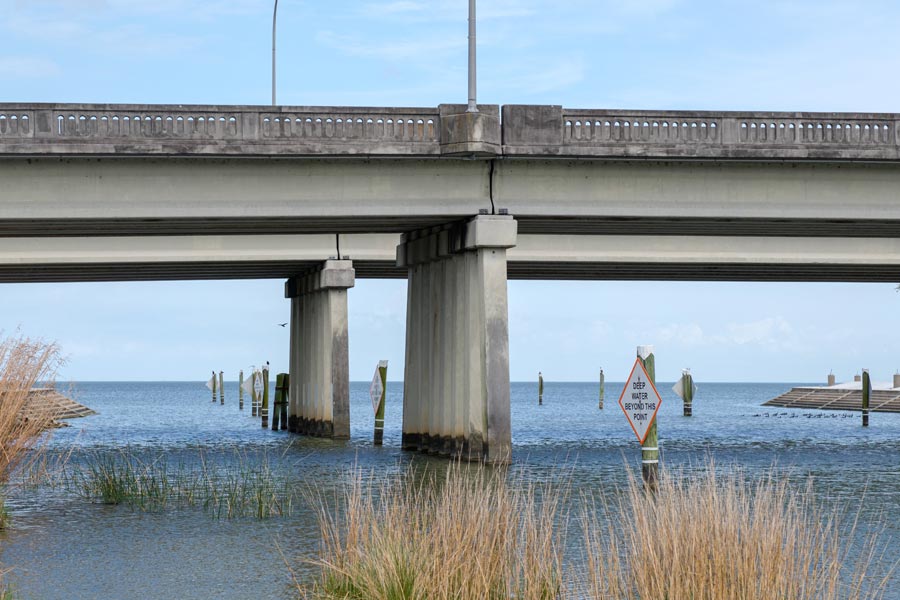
[397, 215, 517, 464]
[285, 260, 354, 439]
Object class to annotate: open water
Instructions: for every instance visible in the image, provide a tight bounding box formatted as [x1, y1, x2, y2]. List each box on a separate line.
[1, 381, 899, 599]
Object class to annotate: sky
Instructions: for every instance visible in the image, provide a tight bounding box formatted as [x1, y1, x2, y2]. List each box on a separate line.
[1, 0, 899, 383]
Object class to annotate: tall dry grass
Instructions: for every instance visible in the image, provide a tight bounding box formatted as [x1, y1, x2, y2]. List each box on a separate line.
[581, 465, 892, 600]
[0, 333, 63, 482]
[304, 462, 892, 600]
[308, 463, 565, 600]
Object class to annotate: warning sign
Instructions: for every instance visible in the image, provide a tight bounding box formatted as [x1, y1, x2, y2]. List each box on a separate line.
[618, 358, 663, 444]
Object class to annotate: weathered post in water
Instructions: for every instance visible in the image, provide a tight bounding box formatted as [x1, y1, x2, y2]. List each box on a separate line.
[211, 370, 217, 402]
[219, 370, 224, 405]
[251, 369, 259, 416]
[261, 365, 270, 428]
[637, 346, 660, 491]
[370, 360, 388, 446]
[538, 371, 544, 405]
[827, 371, 836, 386]
[599, 368, 605, 409]
[862, 368, 871, 427]
[272, 373, 288, 431]
[279, 373, 288, 430]
[239, 370, 244, 410]
[681, 369, 694, 417]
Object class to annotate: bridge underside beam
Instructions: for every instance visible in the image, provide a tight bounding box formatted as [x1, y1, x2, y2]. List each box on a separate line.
[0, 233, 897, 282]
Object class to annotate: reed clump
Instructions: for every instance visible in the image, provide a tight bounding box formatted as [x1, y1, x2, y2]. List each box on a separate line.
[305, 462, 891, 600]
[581, 466, 891, 600]
[308, 463, 565, 600]
[0, 333, 63, 482]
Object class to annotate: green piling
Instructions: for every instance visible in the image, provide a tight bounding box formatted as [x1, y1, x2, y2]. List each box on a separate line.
[862, 368, 870, 427]
[261, 366, 270, 428]
[682, 369, 694, 417]
[272, 373, 287, 431]
[637, 346, 659, 492]
[211, 370, 217, 402]
[280, 373, 289, 431]
[599, 368, 605, 409]
[239, 370, 244, 410]
[538, 371, 544, 405]
[374, 361, 388, 446]
[219, 370, 224, 405]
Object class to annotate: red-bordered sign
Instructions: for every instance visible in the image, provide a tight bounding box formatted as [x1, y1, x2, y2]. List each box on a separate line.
[618, 357, 663, 444]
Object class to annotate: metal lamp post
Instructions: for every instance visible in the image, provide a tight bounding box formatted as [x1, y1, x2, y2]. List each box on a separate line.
[467, 0, 477, 112]
[272, 0, 279, 106]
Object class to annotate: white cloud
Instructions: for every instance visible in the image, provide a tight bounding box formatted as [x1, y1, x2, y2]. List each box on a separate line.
[0, 56, 61, 77]
[315, 30, 463, 61]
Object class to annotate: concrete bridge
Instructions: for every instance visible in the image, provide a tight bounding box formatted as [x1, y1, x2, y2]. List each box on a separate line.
[2, 102, 900, 462]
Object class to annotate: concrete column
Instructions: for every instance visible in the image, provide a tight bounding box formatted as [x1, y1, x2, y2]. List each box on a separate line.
[285, 259, 354, 439]
[398, 215, 516, 464]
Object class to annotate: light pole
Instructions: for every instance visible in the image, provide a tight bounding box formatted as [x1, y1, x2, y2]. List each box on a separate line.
[272, 0, 279, 106]
[467, 0, 477, 112]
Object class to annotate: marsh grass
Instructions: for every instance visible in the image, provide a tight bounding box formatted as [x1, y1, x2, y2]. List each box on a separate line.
[307, 463, 566, 600]
[580, 465, 893, 600]
[304, 462, 893, 600]
[68, 449, 295, 519]
[0, 332, 64, 598]
[0, 333, 63, 482]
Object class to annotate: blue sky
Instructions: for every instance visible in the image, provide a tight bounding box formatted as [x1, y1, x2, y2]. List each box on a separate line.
[1, 0, 899, 383]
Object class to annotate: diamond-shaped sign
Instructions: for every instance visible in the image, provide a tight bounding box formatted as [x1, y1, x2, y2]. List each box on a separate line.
[370, 360, 387, 414]
[618, 358, 663, 444]
[253, 371, 263, 396]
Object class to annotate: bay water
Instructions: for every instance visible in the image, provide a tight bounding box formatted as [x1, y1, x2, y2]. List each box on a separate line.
[1, 381, 898, 599]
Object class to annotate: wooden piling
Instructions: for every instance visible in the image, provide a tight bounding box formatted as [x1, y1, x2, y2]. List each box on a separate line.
[637, 346, 659, 492]
[211, 370, 217, 402]
[827, 372, 836, 386]
[682, 369, 693, 417]
[239, 370, 244, 410]
[251, 370, 258, 416]
[374, 360, 388, 446]
[280, 373, 289, 430]
[862, 368, 870, 427]
[219, 370, 224, 405]
[272, 373, 287, 431]
[261, 365, 270, 428]
[538, 371, 543, 405]
[599, 368, 605, 409]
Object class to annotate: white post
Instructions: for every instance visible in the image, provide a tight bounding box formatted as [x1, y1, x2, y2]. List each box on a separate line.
[467, 0, 477, 113]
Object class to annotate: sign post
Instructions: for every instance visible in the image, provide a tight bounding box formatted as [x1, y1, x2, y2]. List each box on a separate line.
[370, 360, 388, 445]
[618, 346, 662, 491]
[672, 369, 697, 417]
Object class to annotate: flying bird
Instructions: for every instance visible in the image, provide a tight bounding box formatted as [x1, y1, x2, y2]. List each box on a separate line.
[277, 322, 288, 327]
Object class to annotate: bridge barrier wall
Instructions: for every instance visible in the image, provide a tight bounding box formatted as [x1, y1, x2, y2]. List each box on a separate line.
[3, 103, 898, 160]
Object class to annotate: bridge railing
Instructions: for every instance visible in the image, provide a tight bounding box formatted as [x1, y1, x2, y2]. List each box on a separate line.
[2, 103, 900, 160]
[0, 104, 484, 155]
[502, 106, 900, 160]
